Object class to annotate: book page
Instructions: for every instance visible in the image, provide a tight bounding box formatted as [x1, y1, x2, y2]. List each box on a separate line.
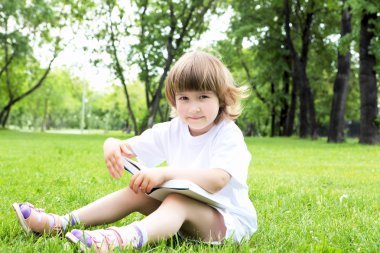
[123, 157, 143, 175]
[122, 158, 229, 208]
[149, 179, 229, 208]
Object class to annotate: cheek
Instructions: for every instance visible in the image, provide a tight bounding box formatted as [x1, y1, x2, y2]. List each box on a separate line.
[175, 104, 185, 115]
[213, 101, 220, 115]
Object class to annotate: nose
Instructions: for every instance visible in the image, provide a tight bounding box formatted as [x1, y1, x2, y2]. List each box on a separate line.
[189, 102, 201, 113]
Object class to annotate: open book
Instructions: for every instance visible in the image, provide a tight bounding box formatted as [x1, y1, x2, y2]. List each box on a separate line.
[122, 157, 229, 209]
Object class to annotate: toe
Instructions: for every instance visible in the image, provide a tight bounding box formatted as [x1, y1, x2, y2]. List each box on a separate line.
[20, 204, 32, 219]
[71, 229, 93, 248]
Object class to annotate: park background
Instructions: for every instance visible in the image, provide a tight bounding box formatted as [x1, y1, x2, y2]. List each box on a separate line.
[0, 0, 379, 252]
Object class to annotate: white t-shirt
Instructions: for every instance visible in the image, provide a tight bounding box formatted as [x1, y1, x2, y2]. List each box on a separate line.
[127, 117, 257, 240]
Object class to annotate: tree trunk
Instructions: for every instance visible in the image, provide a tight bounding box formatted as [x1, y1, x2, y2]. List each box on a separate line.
[0, 52, 15, 78]
[280, 53, 291, 136]
[297, 61, 309, 138]
[359, 11, 379, 144]
[306, 77, 318, 139]
[270, 82, 276, 137]
[146, 57, 173, 128]
[0, 104, 11, 127]
[293, 57, 316, 138]
[0, 52, 57, 127]
[328, 7, 351, 143]
[284, 67, 297, 136]
[284, 0, 317, 138]
[107, 6, 139, 135]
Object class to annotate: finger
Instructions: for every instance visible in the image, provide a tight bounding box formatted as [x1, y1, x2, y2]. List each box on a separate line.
[114, 168, 123, 179]
[117, 157, 124, 177]
[106, 162, 117, 178]
[134, 175, 144, 193]
[110, 162, 121, 178]
[110, 165, 119, 179]
[110, 152, 123, 177]
[106, 161, 115, 178]
[130, 174, 142, 193]
[110, 155, 122, 178]
[140, 178, 150, 193]
[146, 182, 154, 194]
[130, 173, 137, 184]
[120, 144, 134, 158]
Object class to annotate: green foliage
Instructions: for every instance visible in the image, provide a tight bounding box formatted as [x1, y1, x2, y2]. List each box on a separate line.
[374, 115, 380, 129]
[132, 0, 219, 127]
[8, 68, 83, 130]
[2, 0, 378, 137]
[82, 0, 220, 131]
[8, 68, 149, 132]
[89, 81, 147, 131]
[0, 0, 95, 126]
[216, 0, 292, 136]
[0, 131, 379, 251]
[215, 0, 372, 136]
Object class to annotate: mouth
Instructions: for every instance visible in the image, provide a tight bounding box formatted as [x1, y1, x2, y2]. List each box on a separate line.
[187, 116, 203, 120]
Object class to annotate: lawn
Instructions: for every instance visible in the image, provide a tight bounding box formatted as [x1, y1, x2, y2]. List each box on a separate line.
[0, 130, 379, 252]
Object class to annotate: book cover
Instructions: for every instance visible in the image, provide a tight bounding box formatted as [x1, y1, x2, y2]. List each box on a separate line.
[122, 157, 228, 208]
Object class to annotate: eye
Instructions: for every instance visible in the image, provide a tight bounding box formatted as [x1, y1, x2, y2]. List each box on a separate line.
[177, 96, 189, 101]
[199, 95, 209, 100]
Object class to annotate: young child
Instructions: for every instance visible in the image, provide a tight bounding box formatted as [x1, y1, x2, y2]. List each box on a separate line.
[13, 51, 257, 251]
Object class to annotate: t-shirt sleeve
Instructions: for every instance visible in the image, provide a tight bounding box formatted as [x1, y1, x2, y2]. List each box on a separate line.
[126, 122, 168, 168]
[209, 127, 251, 186]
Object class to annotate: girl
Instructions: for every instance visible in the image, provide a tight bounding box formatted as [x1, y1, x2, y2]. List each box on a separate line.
[13, 51, 257, 252]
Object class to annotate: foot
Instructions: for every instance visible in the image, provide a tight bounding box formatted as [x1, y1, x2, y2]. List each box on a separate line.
[12, 202, 63, 235]
[66, 225, 143, 252]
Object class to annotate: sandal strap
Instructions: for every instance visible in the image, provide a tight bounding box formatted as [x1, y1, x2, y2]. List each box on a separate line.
[84, 226, 135, 252]
[85, 228, 121, 252]
[107, 225, 142, 248]
[105, 227, 126, 247]
[22, 203, 62, 235]
[23, 202, 45, 213]
[51, 214, 62, 233]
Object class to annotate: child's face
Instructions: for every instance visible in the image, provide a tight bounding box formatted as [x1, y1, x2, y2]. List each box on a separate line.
[175, 90, 219, 136]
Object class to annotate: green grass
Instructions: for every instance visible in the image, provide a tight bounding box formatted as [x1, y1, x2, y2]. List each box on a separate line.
[0, 130, 379, 252]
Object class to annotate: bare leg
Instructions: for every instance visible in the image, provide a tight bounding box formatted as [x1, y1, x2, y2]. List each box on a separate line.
[140, 193, 226, 243]
[75, 187, 161, 226]
[64, 193, 227, 251]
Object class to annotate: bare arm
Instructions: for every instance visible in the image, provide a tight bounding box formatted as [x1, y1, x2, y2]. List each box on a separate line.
[104, 138, 231, 193]
[130, 167, 231, 194]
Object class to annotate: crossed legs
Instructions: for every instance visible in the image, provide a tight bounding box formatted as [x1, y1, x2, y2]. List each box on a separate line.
[74, 187, 161, 226]
[74, 187, 226, 243]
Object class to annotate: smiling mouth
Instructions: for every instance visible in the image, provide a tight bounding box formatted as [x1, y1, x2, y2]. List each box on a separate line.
[188, 116, 203, 120]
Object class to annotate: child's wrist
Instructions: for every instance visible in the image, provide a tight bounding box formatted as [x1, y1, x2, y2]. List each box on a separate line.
[162, 167, 173, 182]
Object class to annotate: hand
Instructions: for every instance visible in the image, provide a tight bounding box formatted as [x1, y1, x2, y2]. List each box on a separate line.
[103, 137, 135, 179]
[129, 167, 167, 194]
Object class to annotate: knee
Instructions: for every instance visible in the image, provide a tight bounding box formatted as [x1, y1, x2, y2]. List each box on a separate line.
[162, 193, 187, 203]
[161, 193, 191, 210]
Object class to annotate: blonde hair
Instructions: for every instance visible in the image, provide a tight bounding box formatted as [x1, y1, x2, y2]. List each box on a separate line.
[165, 51, 247, 123]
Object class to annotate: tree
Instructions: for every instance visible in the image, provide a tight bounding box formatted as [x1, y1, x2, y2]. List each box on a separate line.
[94, 0, 140, 134]
[86, 0, 218, 133]
[358, 6, 379, 144]
[133, 0, 218, 130]
[8, 68, 84, 130]
[218, 0, 291, 137]
[328, 4, 352, 143]
[284, 0, 319, 138]
[0, 0, 93, 127]
[221, 0, 341, 137]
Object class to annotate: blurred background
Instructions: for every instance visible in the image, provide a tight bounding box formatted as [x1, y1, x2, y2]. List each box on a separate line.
[0, 0, 379, 144]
